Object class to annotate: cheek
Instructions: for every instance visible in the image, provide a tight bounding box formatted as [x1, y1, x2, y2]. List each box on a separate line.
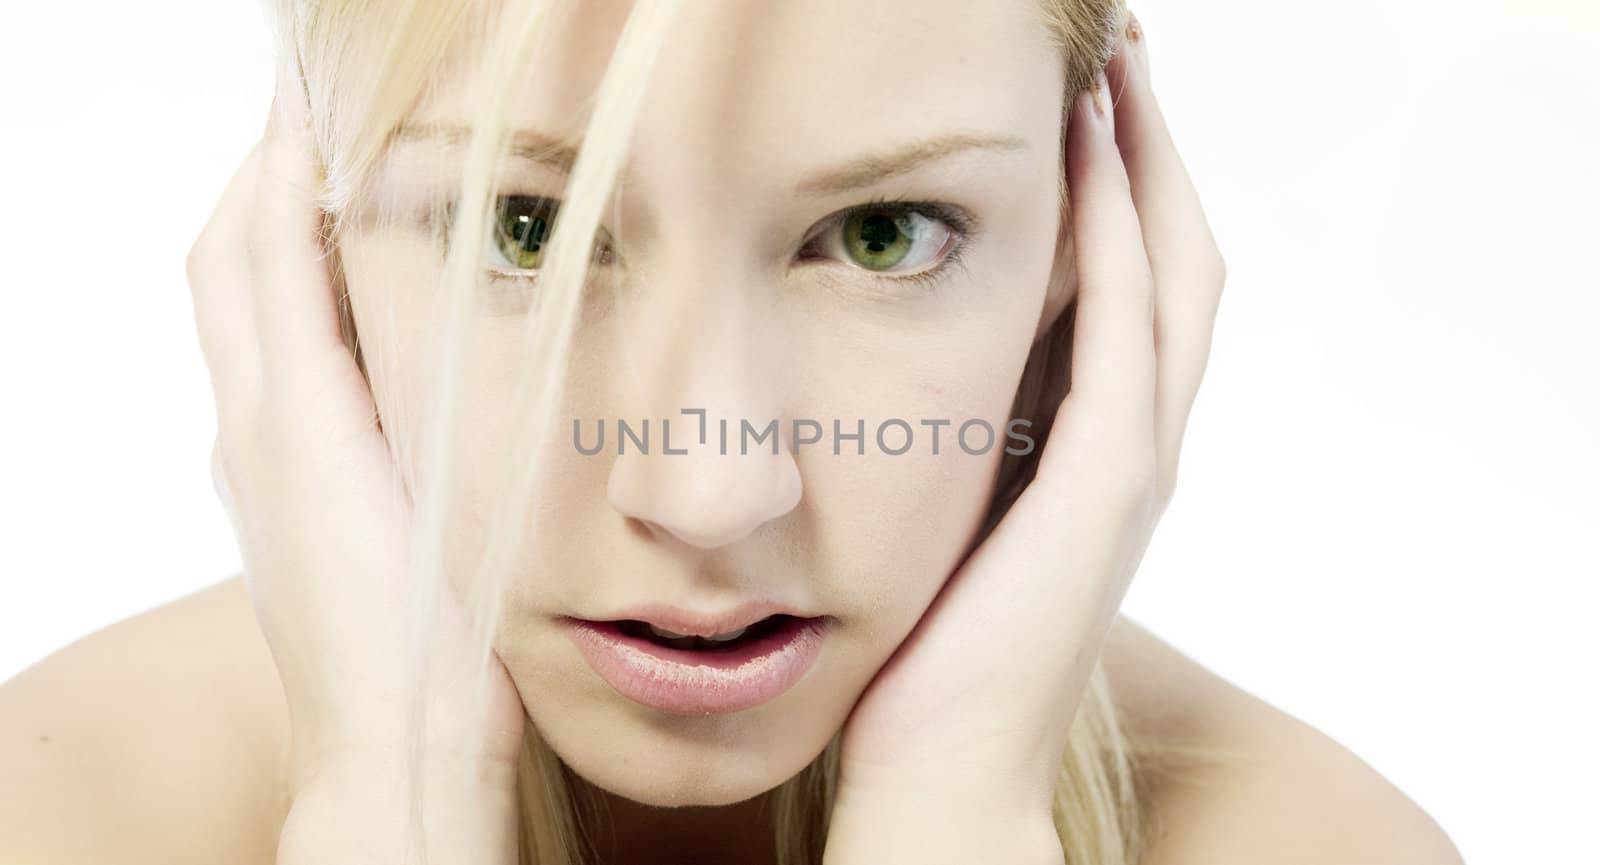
[786, 329, 1040, 643]
[797, 443, 1001, 641]
[342, 234, 561, 593]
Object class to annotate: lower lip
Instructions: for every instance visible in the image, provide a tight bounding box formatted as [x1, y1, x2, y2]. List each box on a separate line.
[562, 615, 827, 715]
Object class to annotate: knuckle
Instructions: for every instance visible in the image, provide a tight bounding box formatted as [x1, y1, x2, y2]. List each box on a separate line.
[1112, 453, 1162, 520]
[1209, 249, 1228, 292]
[210, 438, 234, 502]
[1156, 468, 1179, 512]
[185, 236, 213, 292]
[212, 428, 257, 507]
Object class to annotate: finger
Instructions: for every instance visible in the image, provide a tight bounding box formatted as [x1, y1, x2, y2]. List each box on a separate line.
[1050, 69, 1158, 493]
[247, 44, 352, 404]
[1107, 12, 1227, 498]
[188, 142, 268, 431]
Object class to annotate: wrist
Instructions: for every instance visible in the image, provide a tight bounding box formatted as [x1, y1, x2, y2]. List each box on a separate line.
[825, 780, 1062, 865]
[835, 750, 1061, 822]
[291, 742, 521, 795]
[280, 754, 520, 865]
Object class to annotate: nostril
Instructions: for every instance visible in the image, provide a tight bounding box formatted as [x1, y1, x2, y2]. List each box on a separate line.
[622, 515, 665, 543]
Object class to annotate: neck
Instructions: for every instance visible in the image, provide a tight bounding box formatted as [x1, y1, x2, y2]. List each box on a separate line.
[571, 777, 782, 865]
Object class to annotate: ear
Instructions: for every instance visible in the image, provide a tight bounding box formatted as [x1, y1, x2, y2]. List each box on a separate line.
[1033, 195, 1078, 343]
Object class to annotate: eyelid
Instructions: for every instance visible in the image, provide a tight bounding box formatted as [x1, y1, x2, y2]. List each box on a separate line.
[806, 197, 978, 243]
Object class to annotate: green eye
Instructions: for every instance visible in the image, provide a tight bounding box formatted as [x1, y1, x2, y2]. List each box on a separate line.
[492, 195, 559, 270]
[816, 204, 960, 277]
[842, 209, 914, 270]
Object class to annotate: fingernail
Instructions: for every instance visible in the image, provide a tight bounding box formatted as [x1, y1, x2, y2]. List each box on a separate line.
[1125, 11, 1150, 79]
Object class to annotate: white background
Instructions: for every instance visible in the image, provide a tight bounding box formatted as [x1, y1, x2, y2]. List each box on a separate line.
[1, 1, 1594, 861]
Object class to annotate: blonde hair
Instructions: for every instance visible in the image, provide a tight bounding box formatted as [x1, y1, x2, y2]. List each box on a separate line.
[271, 0, 1143, 862]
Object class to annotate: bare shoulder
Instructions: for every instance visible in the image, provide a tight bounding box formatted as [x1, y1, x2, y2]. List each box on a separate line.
[0, 576, 290, 864]
[1101, 616, 1463, 865]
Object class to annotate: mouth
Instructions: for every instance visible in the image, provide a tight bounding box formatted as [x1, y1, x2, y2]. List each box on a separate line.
[562, 613, 828, 716]
[614, 613, 792, 650]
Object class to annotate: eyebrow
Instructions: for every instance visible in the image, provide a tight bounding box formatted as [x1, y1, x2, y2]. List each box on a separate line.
[391, 124, 1026, 194]
[793, 132, 1029, 195]
[393, 123, 581, 174]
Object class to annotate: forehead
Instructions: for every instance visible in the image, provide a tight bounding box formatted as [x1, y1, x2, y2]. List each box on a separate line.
[405, 0, 1065, 191]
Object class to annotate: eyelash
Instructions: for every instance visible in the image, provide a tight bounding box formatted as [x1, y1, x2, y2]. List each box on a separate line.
[446, 194, 979, 291]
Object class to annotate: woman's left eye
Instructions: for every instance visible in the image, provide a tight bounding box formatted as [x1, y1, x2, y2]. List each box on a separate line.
[800, 202, 970, 278]
[487, 194, 560, 271]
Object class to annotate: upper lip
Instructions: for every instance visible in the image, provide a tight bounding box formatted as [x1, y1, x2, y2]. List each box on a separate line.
[578, 601, 816, 638]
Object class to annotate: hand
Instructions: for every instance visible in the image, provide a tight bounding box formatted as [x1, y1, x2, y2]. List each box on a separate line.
[187, 45, 524, 817]
[831, 14, 1225, 822]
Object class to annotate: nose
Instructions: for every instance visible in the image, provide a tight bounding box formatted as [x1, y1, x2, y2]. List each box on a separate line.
[602, 268, 802, 550]
[608, 434, 802, 549]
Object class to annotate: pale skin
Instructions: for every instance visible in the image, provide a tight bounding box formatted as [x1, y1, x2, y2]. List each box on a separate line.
[0, 3, 1463, 864]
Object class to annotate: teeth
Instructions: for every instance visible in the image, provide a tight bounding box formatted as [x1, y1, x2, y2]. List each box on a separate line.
[645, 624, 749, 642]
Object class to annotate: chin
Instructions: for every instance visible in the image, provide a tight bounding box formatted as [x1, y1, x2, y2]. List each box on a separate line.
[544, 710, 833, 807]
[519, 672, 852, 808]
[582, 762, 778, 808]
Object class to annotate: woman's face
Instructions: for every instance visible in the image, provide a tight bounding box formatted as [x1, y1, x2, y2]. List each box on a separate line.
[339, 0, 1072, 806]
